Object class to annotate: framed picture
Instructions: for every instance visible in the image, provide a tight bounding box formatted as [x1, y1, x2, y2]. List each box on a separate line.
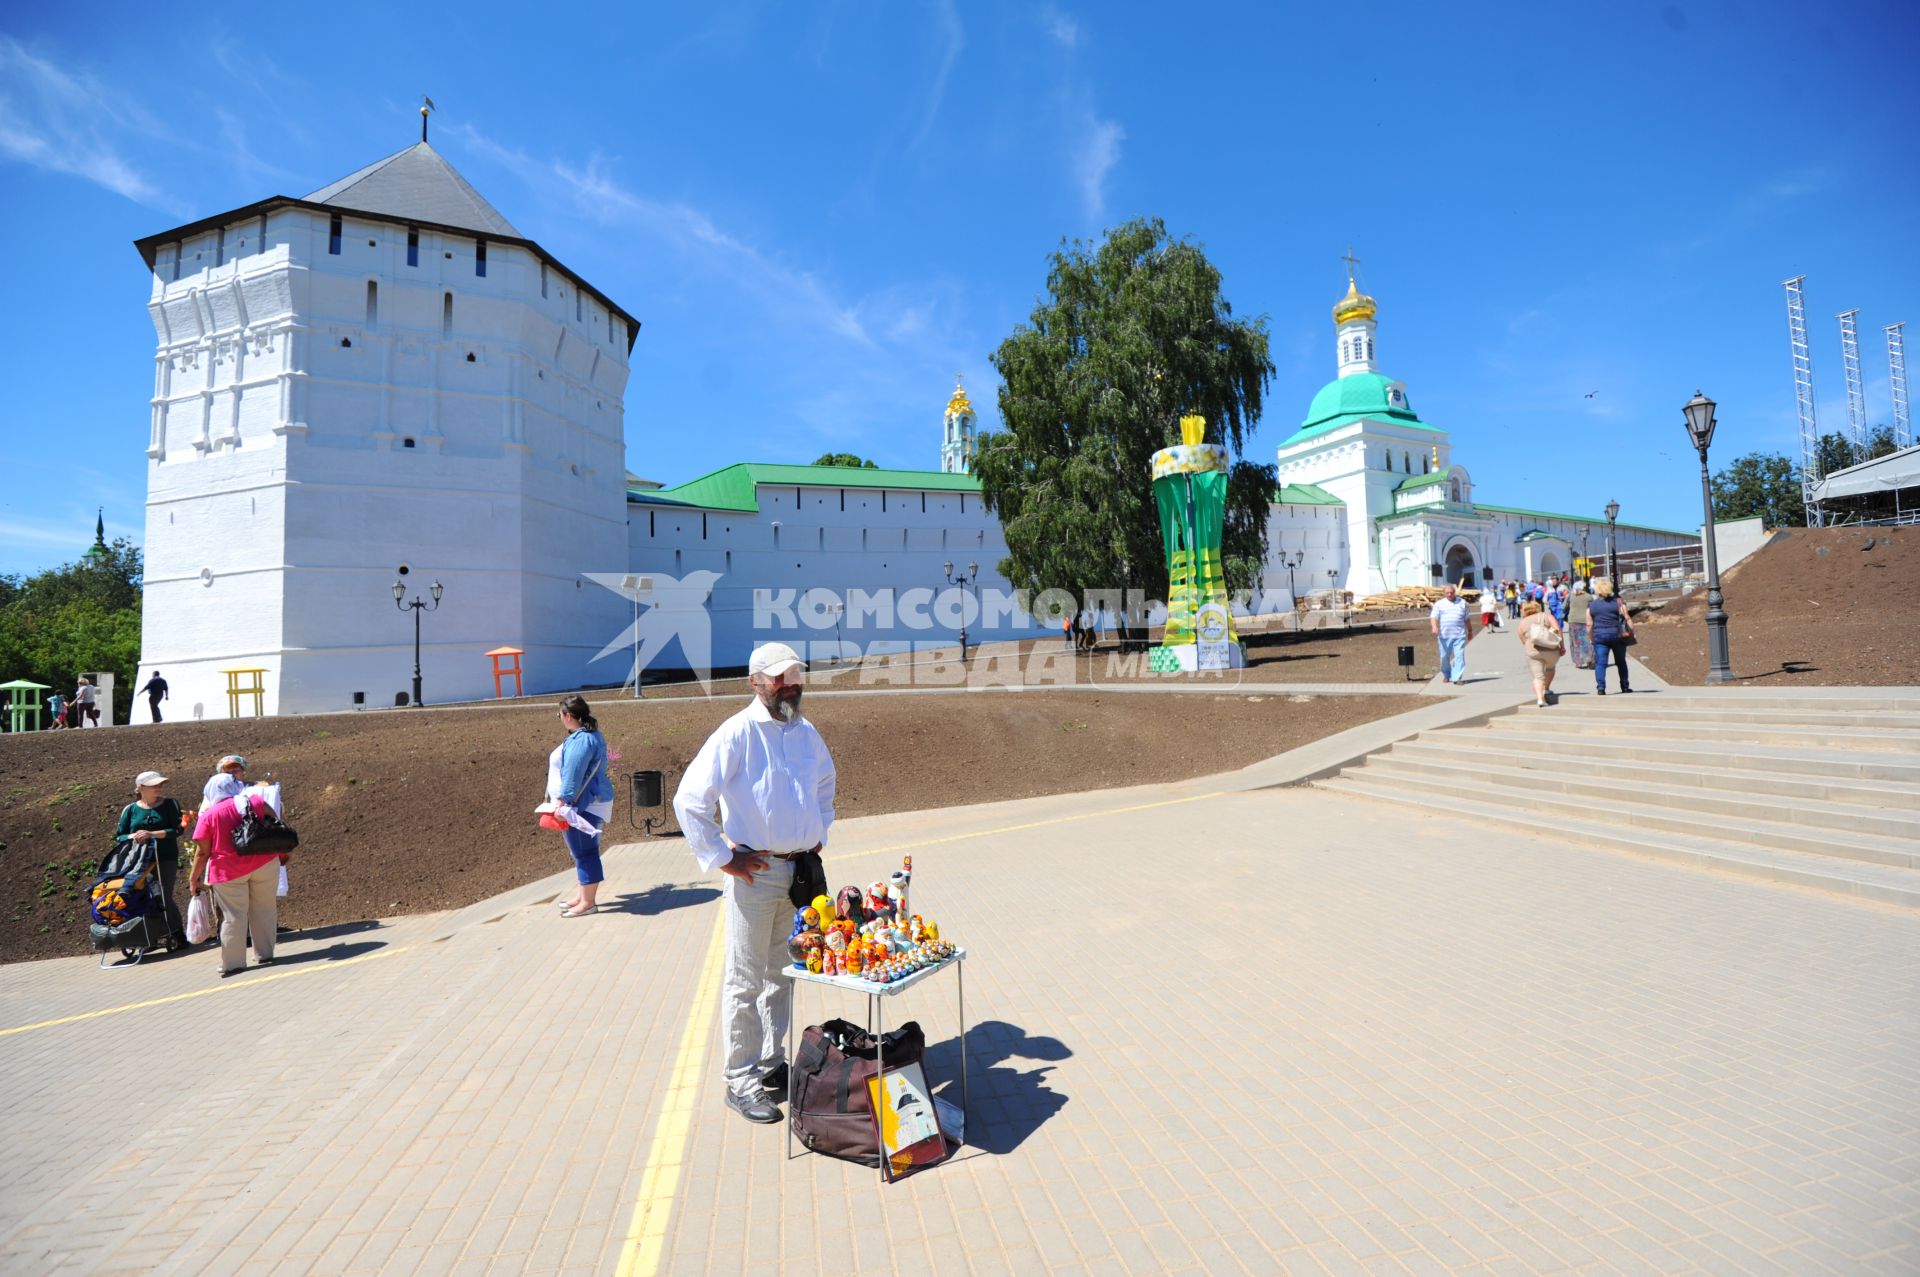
[866, 1061, 948, 1179]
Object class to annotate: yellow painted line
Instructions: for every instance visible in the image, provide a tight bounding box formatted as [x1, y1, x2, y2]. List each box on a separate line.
[830, 788, 1228, 866]
[0, 944, 417, 1039]
[614, 914, 727, 1277]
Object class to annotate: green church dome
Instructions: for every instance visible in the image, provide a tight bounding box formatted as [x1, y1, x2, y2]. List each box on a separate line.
[1281, 372, 1436, 448]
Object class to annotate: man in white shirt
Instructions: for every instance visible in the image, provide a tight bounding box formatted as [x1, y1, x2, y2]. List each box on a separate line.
[673, 642, 837, 1124]
[1429, 584, 1470, 685]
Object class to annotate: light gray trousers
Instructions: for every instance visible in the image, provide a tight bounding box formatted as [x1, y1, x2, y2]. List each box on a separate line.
[720, 858, 796, 1098]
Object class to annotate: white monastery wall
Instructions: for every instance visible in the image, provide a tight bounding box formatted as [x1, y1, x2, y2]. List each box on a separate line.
[628, 481, 1047, 670]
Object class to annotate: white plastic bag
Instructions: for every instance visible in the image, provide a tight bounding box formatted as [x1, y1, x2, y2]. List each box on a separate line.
[186, 891, 216, 945]
[277, 864, 289, 897]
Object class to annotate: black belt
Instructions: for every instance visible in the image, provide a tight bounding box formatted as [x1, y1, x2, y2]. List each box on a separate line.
[740, 845, 819, 861]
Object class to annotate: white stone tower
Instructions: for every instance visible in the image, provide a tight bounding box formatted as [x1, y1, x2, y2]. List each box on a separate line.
[940, 375, 976, 474]
[133, 131, 637, 716]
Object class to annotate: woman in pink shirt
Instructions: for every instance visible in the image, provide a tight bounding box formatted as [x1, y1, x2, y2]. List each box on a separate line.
[189, 792, 282, 977]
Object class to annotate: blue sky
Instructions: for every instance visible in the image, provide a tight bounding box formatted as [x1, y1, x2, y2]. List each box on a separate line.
[2, 1, 1916, 575]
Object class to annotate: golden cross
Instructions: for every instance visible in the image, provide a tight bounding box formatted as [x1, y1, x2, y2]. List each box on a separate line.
[1340, 246, 1361, 283]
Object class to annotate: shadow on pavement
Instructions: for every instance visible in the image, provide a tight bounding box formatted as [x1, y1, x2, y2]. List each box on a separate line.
[608, 884, 722, 916]
[924, 1019, 1071, 1155]
[255, 940, 389, 968]
[280, 919, 385, 944]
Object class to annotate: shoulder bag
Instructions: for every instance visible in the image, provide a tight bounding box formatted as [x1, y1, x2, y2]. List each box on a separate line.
[233, 796, 300, 855]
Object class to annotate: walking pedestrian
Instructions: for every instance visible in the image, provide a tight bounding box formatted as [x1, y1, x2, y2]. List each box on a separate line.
[1516, 600, 1564, 708]
[72, 676, 98, 727]
[1479, 586, 1501, 633]
[1505, 581, 1520, 619]
[116, 771, 187, 947]
[139, 671, 169, 723]
[1588, 578, 1635, 695]
[672, 642, 837, 1125]
[188, 790, 282, 977]
[47, 692, 66, 729]
[549, 695, 614, 917]
[1566, 585, 1594, 671]
[1429, 584, 1470, 685]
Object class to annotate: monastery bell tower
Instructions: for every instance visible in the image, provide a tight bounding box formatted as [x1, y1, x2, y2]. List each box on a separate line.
[133, 130, 638, 715]
[941, 375, 976, 473]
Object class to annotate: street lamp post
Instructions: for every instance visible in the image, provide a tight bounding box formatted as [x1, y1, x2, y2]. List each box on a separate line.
[1604, 499, 1620, 589]
[943, 560, 979, 663]
[1282, 550, 1304, 637]
[392, 578, 443, 707]
[1683, 390, 1734, 684]
[1579, 527, 1591, 587]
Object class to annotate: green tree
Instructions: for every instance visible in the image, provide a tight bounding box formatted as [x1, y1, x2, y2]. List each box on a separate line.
[1813, 432, 1857, 479]
[810, 453, 878, 468]
[972, 218, 1275, 617]
[1864, 424, 1900, 461]
[1710, 452, 1805, 527]
[0, 539, 144, 728]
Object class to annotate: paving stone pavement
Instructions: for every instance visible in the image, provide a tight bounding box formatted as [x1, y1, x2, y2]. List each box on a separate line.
[2, 763, 1917, 1275]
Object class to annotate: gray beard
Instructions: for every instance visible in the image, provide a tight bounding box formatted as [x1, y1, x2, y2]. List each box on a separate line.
[775, 696, 802, 723]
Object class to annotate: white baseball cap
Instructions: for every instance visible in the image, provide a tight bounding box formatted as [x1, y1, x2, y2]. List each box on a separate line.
[134, 771, 168, 790]
[748, 642, 805, 679]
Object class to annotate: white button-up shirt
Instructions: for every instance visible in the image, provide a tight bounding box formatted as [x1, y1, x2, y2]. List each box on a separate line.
[673, 698, 837, 873]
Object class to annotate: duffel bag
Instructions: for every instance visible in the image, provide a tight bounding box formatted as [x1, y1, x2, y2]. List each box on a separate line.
[792, 1018, 924, 1167]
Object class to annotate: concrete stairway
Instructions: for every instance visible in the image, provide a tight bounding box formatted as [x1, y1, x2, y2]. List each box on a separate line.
[1316, 690, 1920, 907]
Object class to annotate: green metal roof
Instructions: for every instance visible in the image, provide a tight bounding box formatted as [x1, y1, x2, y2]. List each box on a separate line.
[628, 462, 982, 513]
[1279, 372, 1440, 449]
[1474, 503, 1696, 538]
[1393, 467, 1450, 492]
[1274, 482, 1343, 506]
[1511, 529, 1566, 543]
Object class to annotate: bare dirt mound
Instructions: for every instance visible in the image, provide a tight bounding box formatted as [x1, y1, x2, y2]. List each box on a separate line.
[0, 689, 1408, 964]
[1631, 526, 1919, 685]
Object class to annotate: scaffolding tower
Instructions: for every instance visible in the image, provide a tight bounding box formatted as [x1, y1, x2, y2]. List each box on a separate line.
[1838, 309, 1868, 453]
[1889, 323, 1911, 449]
[1784, 277, 1823, 525]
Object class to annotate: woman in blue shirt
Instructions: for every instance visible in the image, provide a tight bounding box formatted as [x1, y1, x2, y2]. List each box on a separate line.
[1587, 579, 1635, 695]
[549, 695, 614, 916]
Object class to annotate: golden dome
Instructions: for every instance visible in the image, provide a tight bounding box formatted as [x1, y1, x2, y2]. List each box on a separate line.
[1333, 277, 1376, 326]
[946, 374, 973, 418]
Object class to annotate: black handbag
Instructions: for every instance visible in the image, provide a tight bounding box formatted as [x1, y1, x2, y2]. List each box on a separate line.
[234, 801, 299, 855]
[786, 848, 827, 908]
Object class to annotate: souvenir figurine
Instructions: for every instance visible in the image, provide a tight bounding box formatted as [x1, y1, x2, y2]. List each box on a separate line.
[924, 920, 940, 942]
[827, 949, 841, 976]
[844, 949, 863, 976]
[835, 885, 867, 926]
[865, 880, 894, 923]
[909, 915, 926, 944]
[790, 907, 819, 940]
[824, 928, 848, 954]
[787, 927, 823, 966]
[890, 861, 911, 922]
[806, 950, 823, 974]
[811, 894, 837, 928]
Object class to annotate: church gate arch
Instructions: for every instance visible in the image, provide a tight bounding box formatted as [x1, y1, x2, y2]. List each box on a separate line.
[1441, 539, 1478, 588]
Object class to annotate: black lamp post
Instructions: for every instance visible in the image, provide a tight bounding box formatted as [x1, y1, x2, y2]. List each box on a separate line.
[1683, 390, 1734, 684]
[1604, 499, 1620, 589]
[1579, 527, 1591, 587]
[1282, 550, 1304, 633]
[943, 560, 979, 662]
[393, 578, 443, 706]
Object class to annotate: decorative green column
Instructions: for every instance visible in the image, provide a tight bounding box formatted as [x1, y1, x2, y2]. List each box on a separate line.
[1149, 415, 1244, 672]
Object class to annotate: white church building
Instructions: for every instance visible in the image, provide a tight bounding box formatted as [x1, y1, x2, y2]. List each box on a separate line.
[130, 133, 1694, 717]
[1263, 275, 1696, 598]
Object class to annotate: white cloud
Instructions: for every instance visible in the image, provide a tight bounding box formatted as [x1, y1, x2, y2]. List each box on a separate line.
[910, 0, 966, 151]
[1074, 116, 1124, 219]
[1046, 11, 1081, 48]
[0, 35, 182, 213]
